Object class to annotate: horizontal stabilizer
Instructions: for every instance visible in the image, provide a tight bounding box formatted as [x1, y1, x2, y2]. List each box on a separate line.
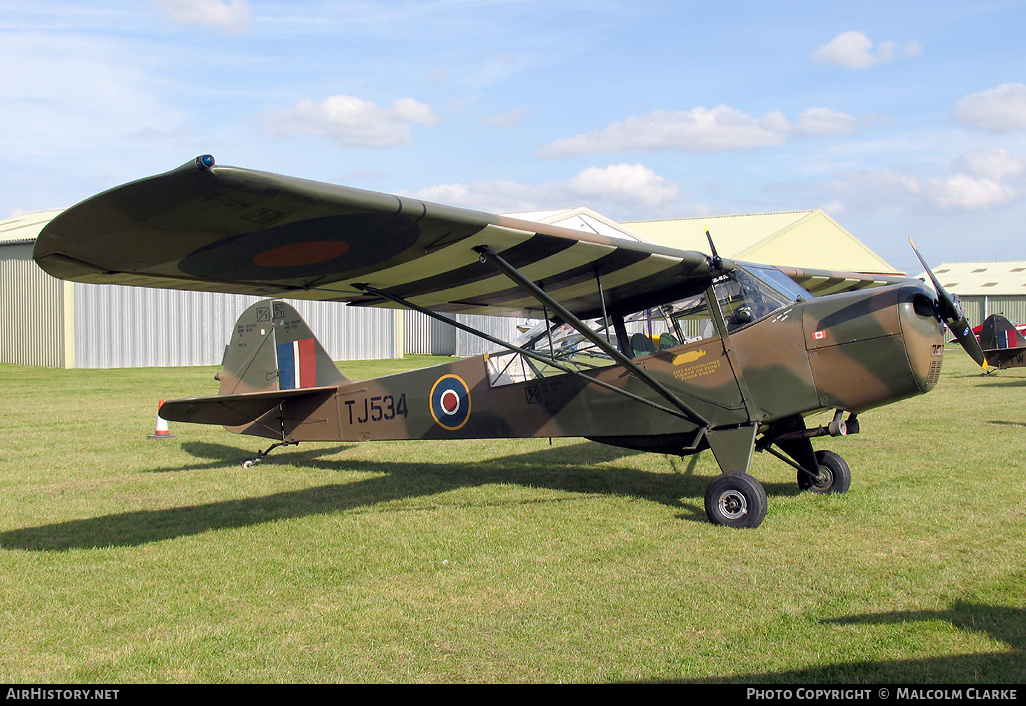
[159, 386, 338, 427]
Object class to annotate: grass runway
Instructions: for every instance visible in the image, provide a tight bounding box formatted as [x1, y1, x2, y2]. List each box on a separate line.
[0, 350, 1023, 683]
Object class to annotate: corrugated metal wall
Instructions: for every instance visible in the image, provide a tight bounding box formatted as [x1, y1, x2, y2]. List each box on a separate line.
[454, 315, 536, 357]
[960, 296, 1026, 327]
[1, 242, 71, 368]
[403, 310, 537, 357]
[72, 284, 401, 368]
[2, 240, 527, 369]
[405, 311, 457, 355]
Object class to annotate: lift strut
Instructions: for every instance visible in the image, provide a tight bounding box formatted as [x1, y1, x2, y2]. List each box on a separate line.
[474, 245, 710, 428]
[353, 283, 698, 423]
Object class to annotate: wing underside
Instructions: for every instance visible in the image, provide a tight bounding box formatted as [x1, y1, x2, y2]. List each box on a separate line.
[34, 156, 908, 319]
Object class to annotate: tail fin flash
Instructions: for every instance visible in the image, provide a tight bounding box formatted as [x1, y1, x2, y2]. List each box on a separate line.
[979, 314, 1024, 351]
[219, 300, 348, 395]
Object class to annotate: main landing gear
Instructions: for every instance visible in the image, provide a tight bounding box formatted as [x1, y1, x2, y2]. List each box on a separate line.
[703, 412, 855, 528]
[704, 472, 767, 529]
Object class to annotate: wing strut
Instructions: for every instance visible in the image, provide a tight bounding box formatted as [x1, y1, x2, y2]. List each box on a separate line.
[474, 245, 710, 427]
[353, 284, 700, 423]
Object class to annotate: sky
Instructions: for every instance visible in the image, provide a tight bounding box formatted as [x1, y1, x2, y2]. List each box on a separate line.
[3, 0, 1026, 275]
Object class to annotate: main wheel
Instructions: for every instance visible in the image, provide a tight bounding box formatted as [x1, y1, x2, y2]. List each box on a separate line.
[798, 450, 851, 494]
[704, 472, 768, 529]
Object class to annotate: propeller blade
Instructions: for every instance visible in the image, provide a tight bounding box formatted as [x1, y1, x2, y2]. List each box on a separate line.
[948, 313, 988, 369]
[909, 239, 988, 369]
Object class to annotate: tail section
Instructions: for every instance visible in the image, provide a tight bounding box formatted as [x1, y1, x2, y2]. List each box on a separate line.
[979, 314, 1025, 351]
[978, 314, 1026, 370]
[160, 299, 347, 437]
[218, 300, 348, 395]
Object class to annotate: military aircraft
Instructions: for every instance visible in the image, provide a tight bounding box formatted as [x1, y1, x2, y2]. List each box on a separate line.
[33, 156, 987, 528]
[977, 314, 1026, 370]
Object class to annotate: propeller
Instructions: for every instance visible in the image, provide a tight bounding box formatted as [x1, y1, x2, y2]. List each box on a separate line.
[910, 238, 988, 370]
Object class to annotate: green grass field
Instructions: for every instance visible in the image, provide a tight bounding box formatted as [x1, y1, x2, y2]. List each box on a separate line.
[0, 349, 1023, 683]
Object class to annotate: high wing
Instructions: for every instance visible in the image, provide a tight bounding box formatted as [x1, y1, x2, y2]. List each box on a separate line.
[773, 265, 907, 298]
[34, 156, 907, 319]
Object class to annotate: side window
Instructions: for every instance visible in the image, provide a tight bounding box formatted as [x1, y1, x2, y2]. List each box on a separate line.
[485, 319, 619, 386]
[666, 292, 719, 343]
[622, 307, 686, 356]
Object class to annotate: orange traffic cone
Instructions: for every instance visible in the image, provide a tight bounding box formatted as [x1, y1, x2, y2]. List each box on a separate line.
[147, 400, 177, 440]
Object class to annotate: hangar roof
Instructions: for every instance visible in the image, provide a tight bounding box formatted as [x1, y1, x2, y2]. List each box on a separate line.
[505, 207, 646, 242]
[623, 210, 899, 274]
[0, 209, 64, 245]
[917, 261, 1026, 296]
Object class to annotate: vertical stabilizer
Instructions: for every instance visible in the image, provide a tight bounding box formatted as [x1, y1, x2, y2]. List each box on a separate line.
[979, 314, 1023, 351]
[218, 300, 347, 395]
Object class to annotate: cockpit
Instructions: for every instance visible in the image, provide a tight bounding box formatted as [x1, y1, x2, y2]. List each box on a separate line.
[485, 264, 811, 387]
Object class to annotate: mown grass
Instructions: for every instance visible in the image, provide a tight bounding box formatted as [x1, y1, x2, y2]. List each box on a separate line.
[0, 350, 1023, 683]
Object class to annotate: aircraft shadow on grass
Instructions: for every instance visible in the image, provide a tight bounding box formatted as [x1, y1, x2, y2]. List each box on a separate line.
[0, 441, 804, 552]
[990, 420, 1026, 428]
[671, 602, 1025, 684]
[981, 377, 1026, 388]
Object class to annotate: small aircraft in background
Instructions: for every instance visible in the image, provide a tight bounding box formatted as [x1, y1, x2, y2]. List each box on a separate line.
[977, 314, 1026, 371]
[33, 156, 987, 528]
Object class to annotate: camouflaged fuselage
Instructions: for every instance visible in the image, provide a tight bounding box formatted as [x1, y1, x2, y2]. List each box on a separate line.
[229, 280, 944, 449]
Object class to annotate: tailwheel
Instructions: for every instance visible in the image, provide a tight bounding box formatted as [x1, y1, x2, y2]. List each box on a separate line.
[704, 472, 767, 529]
[798, 450, 851, 494]
[241, 439, 299, 469]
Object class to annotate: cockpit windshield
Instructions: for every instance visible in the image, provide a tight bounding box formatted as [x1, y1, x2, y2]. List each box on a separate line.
[711, 266, 804, 332]
[742, 264, 812, 303]
[665, 265, 808, 335]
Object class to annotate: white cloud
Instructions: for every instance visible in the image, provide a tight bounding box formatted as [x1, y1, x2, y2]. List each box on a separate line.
[920, 173, 1015, 211]
[152, 0, 252, 34]
[953, 83, 1026, 132]
[409, 180, 541, 214]
[537, 104, 867, 158]
[265, 95, 442, 148]
[840, 149, 1026, 213]
[955, 147, 1026, 181]
[793, 107, 862, 137]
[538, 106, 789, 158]
[402, 164, 687, 215]
[922, 148, 1026, 211]
[566, 164, 685, 208]
[565, 164, 683, 208]
[813, 31, 921, 69]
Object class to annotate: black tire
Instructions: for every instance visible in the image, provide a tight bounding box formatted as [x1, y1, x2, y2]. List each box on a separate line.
[704, 472, 768, 529]
[798, 450, 851, 494]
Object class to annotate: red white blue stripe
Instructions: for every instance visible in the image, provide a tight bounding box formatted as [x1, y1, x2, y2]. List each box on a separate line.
[277, 338, 317, 389]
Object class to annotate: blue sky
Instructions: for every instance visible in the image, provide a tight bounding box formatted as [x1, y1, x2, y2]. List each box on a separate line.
[3, 1, 1025, 275]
